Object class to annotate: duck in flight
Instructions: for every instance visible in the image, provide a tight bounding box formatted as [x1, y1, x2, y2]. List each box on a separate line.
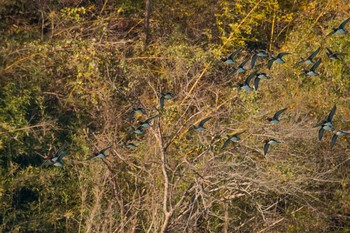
[234, 57, 250, 74]
[138, 115, 159, 128]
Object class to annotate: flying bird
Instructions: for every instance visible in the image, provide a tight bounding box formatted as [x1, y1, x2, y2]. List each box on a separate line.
[160, 92, 173, 109]
[327, 17, 350, 36]
[190, 117, 212, 131]
[267, 52, 290, 69]
[315, 105, 336, 140]
[263, 139, 281, 156]
[221, 48, 241, 64]
[234, 57, 250, 74]
[87, 145, 112, 160]
[298, 47, 321, 65]
[300, 58, 321, 76]
[138, 115, 159, 128]
[330, 130, 349, 149]
[267, 108, 287, 124]
[222, 131, 245, 149]
[254, 72, 270, 90]
[129, 107, 146, 122]
[234, 71, 257, 91]
[42, 142, 69, 167]
[128, 126, 145, 135]
[325, 47, 346, 60]
[251, 49, 269, 69]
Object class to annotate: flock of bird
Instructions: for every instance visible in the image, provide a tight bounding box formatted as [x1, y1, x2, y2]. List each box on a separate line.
[41, 17, 350, 167]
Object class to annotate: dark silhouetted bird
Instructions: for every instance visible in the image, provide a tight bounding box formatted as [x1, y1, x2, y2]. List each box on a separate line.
[129, 107, 146, 122]
[267, 108, 287, 124]
[138, 115, 159, 128]
[327, 17, 350, 36]
[325, 47, 346, 60]
[42, 142, 69, 167]
[251, 49, 269, 68]
[222, 131, 245, 149]
[221, 48, 241, 64]
[298, 47, 321, 65]
[267, 52, 290, 69]
[190, 117, 212, 131]
[128, 126, 145, 135]
[300, 58, 321, 76]
[234, 71, 257, 91]
[254, 72, 270, 90]
[234, 57, 250, 73]
[160, 92, 173, 109]
[315, 105, 336, 140]
[87, 145, 112, 160]
[330, 130, 349, 149]
[263, 139, 281, 156]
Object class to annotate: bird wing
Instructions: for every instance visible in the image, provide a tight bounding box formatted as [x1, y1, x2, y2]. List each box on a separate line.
[330, 134, 338, 149]
[55, 142, 68, 160]
[327, 30, 336, 37]
[311, 58, 321, 71]
[277, 52, 290, 58]
[146, 115, 159, 122]
[199, 117, 212, 127]
[297, 57, 305, 64]
[325, 47, 333, 57]
[272, 139, 281, 144]
[263, 142, 270, 156]
[222, 139, 231, 149]
[239, 58, 249, 68]
[273, 108, 287, 120]
[86, 155, 97, 161]
[233, 130, 246, 137]
[42, 160, 53, 167]
[318, 127, 324, 141]
[336, 52, 347, 56]
[254, 77, 260, 90]
[267, 58, 274, 69]
[100, 145, 112, 154]
[160, 96, 165, 109]
[250, 54, 258, 69]
[308, 47, 321, 59]
[339, 17, 350, 28]
[129, 109, 136, 122]
[327, 105, 337, 122]
[245, 71, 257, 85]
[228, 48, 241, 60]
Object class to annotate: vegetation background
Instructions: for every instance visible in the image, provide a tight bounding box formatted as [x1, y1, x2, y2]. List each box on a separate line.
[1, 0, 350, 232]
